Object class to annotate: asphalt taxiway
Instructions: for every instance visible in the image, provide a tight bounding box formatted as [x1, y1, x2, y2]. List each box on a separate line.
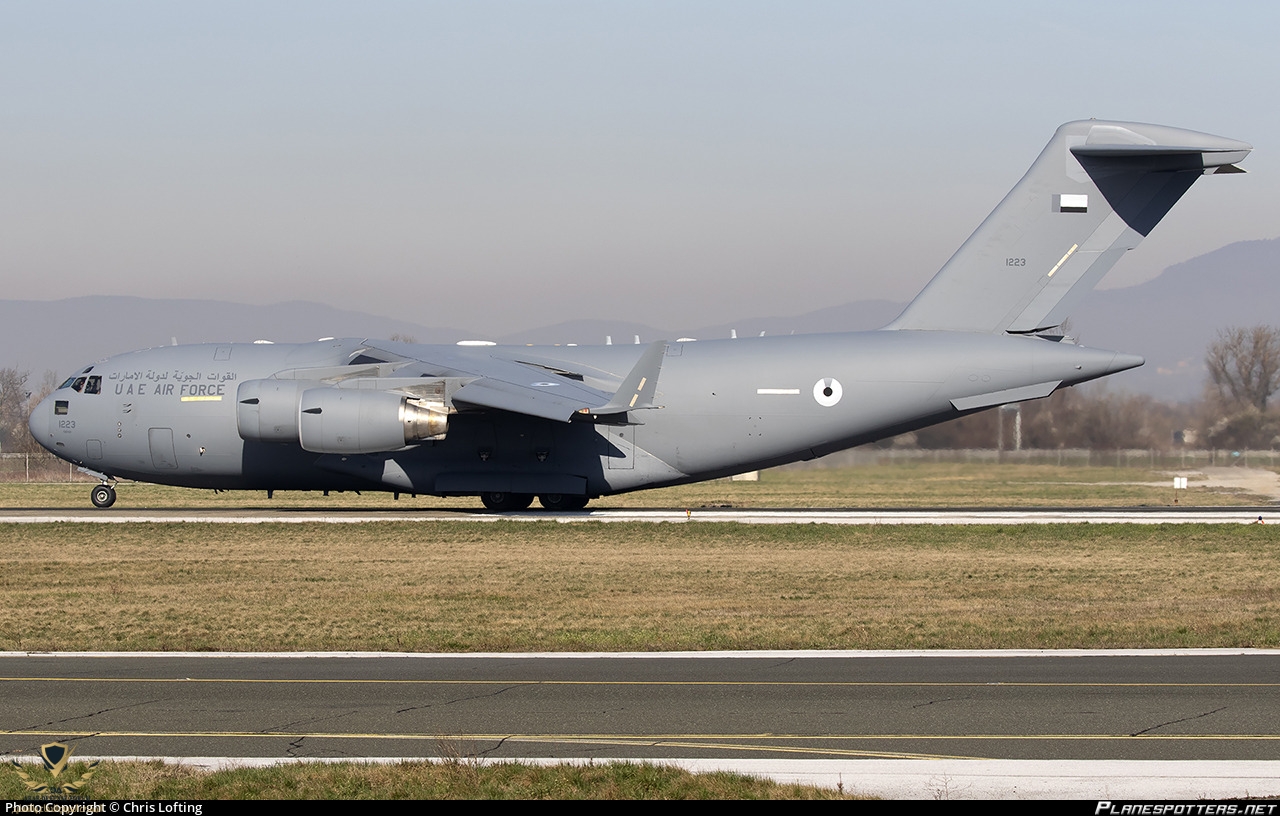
[3, 650, 1279, 797]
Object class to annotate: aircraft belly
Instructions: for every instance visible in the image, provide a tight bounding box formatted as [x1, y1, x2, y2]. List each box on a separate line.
[309, 415, 685, 496]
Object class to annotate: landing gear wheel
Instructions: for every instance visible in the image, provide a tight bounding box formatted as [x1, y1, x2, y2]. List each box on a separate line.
[538, 494, 589, 511]
[479, 492, 534, 511]
[90, 484, 116, 509]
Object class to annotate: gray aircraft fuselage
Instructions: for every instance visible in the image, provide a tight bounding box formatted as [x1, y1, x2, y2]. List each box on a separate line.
[30, 331, 1137, 501]
[28, 119, 1252, 509]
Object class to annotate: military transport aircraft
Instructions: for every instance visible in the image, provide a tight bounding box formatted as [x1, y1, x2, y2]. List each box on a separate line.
[30, 120, 1250, 510]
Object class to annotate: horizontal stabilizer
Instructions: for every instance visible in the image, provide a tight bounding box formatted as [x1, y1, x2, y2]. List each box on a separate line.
[887, 121, 1251, 334]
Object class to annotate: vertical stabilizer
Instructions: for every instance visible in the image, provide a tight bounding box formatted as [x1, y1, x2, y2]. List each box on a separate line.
[886, 120, 1250, 334]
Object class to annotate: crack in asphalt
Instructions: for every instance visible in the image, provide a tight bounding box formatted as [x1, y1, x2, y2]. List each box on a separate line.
[18, 697, 167, 732]
[264, 711, 356, 735]
[1130, 706, 1228, 737]
[476, 736, 509, 757]
[396, 683, 527, 714]
[911, 696, 968, 709]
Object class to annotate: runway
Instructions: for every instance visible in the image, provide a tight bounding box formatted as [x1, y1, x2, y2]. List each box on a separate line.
[0, 506, 1274, 524]
[3, 650, 1279, 797]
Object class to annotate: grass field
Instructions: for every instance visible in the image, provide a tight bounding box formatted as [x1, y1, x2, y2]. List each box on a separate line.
[3, 520, 1276, 652]
[2, 464, 1275, 800]
[0, 461, 1269, 509]
[0, 759, 853, 800]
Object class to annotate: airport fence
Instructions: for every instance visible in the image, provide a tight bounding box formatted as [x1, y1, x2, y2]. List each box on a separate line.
[0, 453, 96, 483]
[4, 449, 1278, 484]
[782, 447, 1280, 471]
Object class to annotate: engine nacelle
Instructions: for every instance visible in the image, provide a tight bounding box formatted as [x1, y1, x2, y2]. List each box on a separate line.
[238, 379, 449, 452]
[297, 387, 448, 454]
[236, 379, 307, 443]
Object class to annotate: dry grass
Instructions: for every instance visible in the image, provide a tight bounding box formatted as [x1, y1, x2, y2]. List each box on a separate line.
[0, 461, 1266, 510]
[0, 759, 854, 799]
[2, 521, 1276, 652]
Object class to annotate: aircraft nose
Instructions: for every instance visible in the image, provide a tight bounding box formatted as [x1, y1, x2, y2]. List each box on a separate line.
[28, 395, 52, 451]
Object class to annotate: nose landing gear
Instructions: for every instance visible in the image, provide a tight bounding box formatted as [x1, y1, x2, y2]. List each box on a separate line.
[90, 483, 117, 509]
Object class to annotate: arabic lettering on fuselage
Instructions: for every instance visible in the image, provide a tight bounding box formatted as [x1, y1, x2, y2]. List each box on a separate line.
[109, 370, 237, 396]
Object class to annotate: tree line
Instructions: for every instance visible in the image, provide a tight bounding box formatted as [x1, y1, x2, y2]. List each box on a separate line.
[905, 325, 1280, 451]
[0, 369, 59, 454]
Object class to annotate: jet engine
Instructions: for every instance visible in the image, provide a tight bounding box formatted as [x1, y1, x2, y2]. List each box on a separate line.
[237, 379, 448, 453]
[297, 387, 447, 454]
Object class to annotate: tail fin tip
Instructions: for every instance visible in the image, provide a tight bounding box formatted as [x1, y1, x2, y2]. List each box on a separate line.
[886, 120, 1251, 334]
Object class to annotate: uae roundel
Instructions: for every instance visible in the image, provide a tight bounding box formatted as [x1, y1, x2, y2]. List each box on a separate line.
[813, 378, 842, 407]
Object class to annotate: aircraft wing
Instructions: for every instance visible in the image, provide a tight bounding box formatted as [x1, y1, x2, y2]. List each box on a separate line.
[361, 340, 667, 423]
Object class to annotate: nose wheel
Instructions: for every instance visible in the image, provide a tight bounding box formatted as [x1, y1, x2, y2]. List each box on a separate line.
[90, 483, 117, 509]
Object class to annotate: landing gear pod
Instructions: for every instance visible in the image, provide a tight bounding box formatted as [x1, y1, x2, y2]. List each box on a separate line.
[298, 387, 448, 454]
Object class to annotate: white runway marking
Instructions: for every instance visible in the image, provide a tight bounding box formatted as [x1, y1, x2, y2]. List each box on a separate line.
[0, 508, 1273, 524]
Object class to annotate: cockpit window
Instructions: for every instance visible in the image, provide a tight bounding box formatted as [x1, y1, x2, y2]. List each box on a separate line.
[84, 376, 102, 395]
[71, 377, 86, 393]
[59, 377, 76, 390]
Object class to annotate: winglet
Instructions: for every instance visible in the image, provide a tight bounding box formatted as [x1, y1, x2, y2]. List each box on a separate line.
[586, 341, 667, 417]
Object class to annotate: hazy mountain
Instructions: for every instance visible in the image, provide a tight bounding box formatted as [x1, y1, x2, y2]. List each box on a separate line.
[1071, 238, 1280, 401]
[3, 239, 1277, 402]
[0, 296, 473, 380]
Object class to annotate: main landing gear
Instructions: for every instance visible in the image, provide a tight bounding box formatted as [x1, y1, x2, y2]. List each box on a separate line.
[538, 493, 589, 511]
[90, 483, 117, 509]
[479, 492, 534, 511]
[478, 492, 591, 512]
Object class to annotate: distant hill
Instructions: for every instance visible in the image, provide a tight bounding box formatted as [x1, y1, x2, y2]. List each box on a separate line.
[1071, 238, 1280, 401]
[0, 296, 473, 381]
[3, 239, 1277, 401]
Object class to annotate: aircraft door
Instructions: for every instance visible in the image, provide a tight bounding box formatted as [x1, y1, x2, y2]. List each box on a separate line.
[148, 428, 178, 469]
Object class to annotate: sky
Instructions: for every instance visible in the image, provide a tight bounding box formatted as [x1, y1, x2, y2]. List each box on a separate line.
[2, 1, 1277, 336]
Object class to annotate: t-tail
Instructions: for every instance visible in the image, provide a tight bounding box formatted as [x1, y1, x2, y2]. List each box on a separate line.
[886, 120, 1251, 334]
